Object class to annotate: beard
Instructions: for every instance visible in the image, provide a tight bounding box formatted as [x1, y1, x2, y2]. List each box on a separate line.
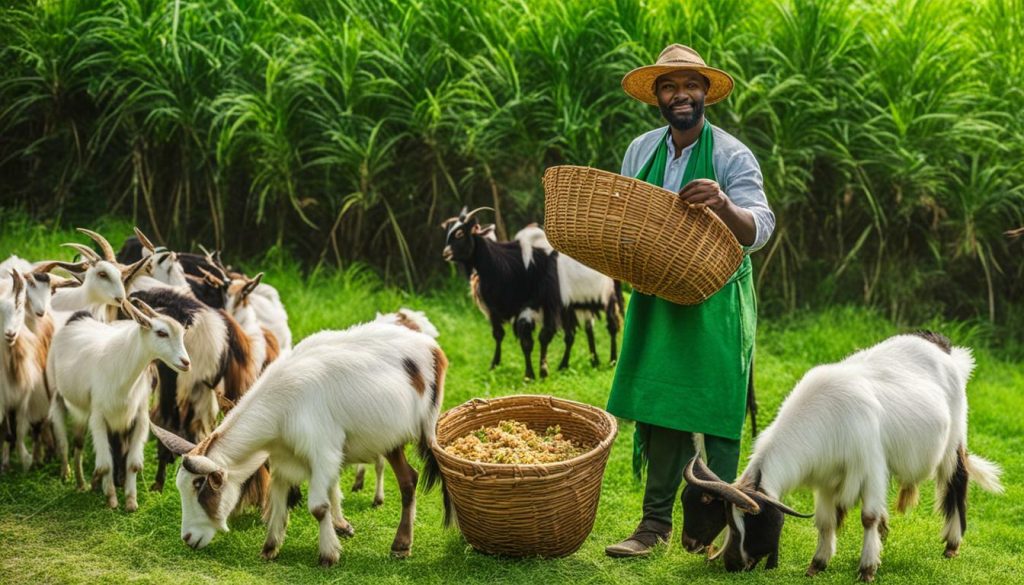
[659, 97, 705, 131]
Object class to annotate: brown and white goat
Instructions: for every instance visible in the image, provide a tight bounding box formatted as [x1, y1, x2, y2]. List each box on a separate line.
[153, 321, 452, 566]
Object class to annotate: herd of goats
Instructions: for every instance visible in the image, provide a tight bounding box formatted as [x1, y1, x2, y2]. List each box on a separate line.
[0, 207, 1008, 579]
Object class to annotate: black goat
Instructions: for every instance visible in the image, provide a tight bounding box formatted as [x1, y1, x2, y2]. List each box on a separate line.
[443, 207, 561, 380]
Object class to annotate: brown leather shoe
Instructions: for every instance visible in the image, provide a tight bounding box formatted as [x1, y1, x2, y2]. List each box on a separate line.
[605, 519, 672, 558]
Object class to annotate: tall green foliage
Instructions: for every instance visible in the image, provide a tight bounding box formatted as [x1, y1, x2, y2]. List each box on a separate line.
[1, 0, 1021, 328]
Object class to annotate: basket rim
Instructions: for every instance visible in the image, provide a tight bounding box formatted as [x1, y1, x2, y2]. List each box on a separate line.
[542, 164, 743, 256]
[432, 394, 618, 474]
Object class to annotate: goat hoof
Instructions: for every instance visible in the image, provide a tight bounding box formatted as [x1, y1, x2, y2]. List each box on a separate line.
[944, 544, 960, 558]
[261, 542, 279, 561]
[318, 550, 340, 567]
[806, 559, 827, 576]
[334, 522, 355, 538]
[149, 482, 164, 493]
[857, 566, 877, 582]
[372, 497, 384, 508]
[350, 480, 364, 492]
[125, 499, 138, 513]
[107, 496, 119, 509]
[391, 546, 411, 559]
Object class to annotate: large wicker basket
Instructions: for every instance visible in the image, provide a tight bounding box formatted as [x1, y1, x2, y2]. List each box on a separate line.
[543, 165, 743, 305]
[432, 395, 617, 557]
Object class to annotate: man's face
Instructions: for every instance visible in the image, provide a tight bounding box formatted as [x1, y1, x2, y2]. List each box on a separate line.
[655, 71, 707, 131]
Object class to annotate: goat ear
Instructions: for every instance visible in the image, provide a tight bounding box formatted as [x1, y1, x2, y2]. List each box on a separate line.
[207, 469, 225, 491]
[150, 422, 196, 455]
[241, 273, 263, 300]
[121, 256, 152, 286]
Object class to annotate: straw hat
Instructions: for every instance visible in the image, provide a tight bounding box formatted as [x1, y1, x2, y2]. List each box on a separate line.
[622, 44, 734, 106]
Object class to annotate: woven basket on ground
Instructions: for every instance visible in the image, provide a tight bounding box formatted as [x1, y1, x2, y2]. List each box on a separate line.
[432, 394, 617, 557]
[543, 165, 743, 305]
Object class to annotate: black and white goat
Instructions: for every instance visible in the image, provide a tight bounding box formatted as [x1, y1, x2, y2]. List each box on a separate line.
[47, 298, 191, 511]
[513, 224, 623, 369]
[679, 332, 1003, 582]
[443, 207, 560, 380]
[151, 320, 451, 566]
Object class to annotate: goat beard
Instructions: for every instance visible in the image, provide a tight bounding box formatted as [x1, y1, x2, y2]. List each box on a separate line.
[659, 97, 705, 131]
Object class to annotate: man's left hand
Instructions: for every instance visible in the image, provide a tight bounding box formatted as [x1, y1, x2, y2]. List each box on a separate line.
[678, 179, 729, 210]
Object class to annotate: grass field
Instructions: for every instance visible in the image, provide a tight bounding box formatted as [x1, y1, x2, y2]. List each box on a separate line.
[0, 219, 1021, 584]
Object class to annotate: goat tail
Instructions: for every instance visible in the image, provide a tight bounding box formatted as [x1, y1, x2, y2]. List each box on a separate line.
[418, 434, 455, 528]
[965, 453, 1004, 494]
[950, 346, 977, 385]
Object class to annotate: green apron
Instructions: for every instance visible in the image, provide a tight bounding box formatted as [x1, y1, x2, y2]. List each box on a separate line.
[606, 122, 756, 475]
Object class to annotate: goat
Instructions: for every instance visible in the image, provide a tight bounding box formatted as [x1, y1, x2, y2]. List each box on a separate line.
[679, 332, 1003, 582]
[347, 308, 442, 506]
[0, 270, 47, 471]
[513, 224, 623, 369]
[223, 273, 279, 399]
[47, 298, 191, 511]
[151, 320, 452, 566]
[442, 207, 560, 380]
[128, 288, 227, 489]
[0, 263, 62, 469]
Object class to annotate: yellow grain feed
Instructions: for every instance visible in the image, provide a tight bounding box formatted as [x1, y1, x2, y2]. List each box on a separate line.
[444, 419, 591, 464]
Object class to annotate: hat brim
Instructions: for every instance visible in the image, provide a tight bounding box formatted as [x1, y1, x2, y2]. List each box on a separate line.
[622, 64, 734, 106]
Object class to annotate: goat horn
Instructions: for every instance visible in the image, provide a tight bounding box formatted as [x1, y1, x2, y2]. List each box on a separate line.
[10, 269, 24, 299]
[182, 454, 219, 476]
[76, 228, 116, 262]
[34, 260, 89, 275]
[150, 422, 196, 456]
[462, 206, 495, 222]
[48, 275, 80, 291]
[130, 297, 161, 319]
[759, 495, 813, 518]
[684, 456, 761, 514]
[61, 243, 101, 263]
[133, 227, 157, 252]
[197, 266, 224, 287]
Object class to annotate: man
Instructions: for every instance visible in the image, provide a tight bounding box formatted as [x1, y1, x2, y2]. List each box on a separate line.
[605, 44, 775, 557]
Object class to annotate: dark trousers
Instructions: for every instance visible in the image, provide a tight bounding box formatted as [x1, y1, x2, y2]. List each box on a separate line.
[640, 423, 741, 526]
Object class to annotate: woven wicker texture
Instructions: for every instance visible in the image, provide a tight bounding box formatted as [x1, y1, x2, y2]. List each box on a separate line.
[432, 395, 617, 557]
[543, 165, 744, 305]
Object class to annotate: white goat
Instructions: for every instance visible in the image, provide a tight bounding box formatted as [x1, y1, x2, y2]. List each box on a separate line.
[681, 332, 1003, 582]
[152, 321, 451, 566]
[514, 224, 622, 368]
[48, 298, 190, 511]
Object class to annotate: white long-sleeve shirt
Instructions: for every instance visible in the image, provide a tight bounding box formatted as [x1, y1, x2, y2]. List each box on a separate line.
[620, 124, 776, 252]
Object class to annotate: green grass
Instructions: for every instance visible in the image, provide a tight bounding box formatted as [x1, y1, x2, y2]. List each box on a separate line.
[1, 220, 1022, 584]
